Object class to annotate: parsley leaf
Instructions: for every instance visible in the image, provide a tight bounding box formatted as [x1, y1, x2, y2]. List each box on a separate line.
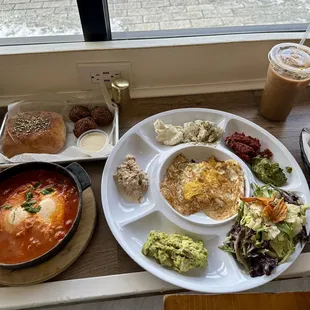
[21, 200, 36, 208]
[41, 187, 55, 195]
[23, 205, 41, 213]
[0, 204, 12, 210]
[25, 191, 33, 201]
[32, 181, 42, 189]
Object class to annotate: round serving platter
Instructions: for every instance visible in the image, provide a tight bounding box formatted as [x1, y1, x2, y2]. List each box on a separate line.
[101, 108, 310, 293]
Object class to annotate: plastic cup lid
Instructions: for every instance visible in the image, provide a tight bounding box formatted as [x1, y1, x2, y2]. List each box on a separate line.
[269, 43, 310, 78]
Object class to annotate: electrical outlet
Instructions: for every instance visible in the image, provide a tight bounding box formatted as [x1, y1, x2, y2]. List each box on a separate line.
[77, 62, 131, 90]
[92, 71, 121, 84]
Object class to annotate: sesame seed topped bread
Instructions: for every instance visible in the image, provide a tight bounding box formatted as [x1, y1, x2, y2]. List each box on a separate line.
[1, 111, 66, 158]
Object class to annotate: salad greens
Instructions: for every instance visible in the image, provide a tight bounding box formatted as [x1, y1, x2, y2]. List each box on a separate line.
[255, 183, 303, 205]
[220, 184, 309, 277]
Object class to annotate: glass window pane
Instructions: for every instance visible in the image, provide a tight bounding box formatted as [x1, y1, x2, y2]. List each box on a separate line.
[0, 0, 82, 38]
[108, 0, 309, 34]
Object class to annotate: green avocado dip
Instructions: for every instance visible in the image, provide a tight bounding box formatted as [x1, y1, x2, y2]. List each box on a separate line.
[142, 230, 208, 273]
[252, 156, 287, 187]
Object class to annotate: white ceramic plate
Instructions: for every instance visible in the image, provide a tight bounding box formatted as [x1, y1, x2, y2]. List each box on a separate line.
[101, 108, 310, 293]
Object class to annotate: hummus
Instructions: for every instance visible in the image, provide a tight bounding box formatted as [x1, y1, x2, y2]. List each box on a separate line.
[114, 155, 148, 202]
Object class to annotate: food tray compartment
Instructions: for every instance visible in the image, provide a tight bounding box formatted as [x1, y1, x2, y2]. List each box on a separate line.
[224, 118, 301, 189]
[0, 92, 119, 168]
[121, 211, 245, 287]
[155, 144, 251, 226]
[138, 109, 227, 152]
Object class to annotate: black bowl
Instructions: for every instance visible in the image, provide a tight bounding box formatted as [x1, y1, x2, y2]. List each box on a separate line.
[0, 162, 91, 270]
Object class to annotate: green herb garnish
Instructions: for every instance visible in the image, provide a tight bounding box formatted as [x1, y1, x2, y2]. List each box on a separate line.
[23, 205, 41, 213]
[32, 181, 42, 189]
[41, 187, 55, 195]
[0, 204, 12, 210]
[286, 166, 293, 173]
[21, 200, 36, 208]
[21, 199, 40, 213]
[25, 191, 33, 201]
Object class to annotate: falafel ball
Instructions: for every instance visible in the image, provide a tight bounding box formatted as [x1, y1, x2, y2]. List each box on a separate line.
[73, 117, 97, 138]
[69, 106, 90, 123]
[91, 107, 113, 126]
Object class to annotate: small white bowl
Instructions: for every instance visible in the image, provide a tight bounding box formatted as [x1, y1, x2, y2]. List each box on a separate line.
[77, 129, 109, 156]
[157, 144, 251, 226]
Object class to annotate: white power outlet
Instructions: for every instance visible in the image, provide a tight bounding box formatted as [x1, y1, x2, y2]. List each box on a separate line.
[77, 62, 131, 90]
[91, 71, 121, 84]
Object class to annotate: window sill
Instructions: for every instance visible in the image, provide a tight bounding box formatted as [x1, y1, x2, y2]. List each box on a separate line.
[0, 32, 305, 56]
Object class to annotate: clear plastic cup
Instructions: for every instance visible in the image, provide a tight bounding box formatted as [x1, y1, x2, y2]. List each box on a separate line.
[260, 43, 310, 121]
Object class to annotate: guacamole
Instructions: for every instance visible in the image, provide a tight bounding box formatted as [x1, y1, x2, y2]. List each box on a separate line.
[142, 230, 208, 273]
[252, 156, 287, 187]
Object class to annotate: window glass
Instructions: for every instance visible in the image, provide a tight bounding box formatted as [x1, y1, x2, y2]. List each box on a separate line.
[0, 0, 308, 43]
[108, 0, 309, 33]
[0, 0, 82, 38]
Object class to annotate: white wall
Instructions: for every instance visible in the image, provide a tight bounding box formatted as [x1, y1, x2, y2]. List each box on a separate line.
[0, 33, 305, 99]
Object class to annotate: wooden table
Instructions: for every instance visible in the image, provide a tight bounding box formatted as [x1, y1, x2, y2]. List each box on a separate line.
[1, 89, 310, 309]
[164, 292, 310, 310]
[51, 88, 310, 282]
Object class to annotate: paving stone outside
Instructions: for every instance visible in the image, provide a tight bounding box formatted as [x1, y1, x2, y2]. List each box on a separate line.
[0, 0, 309, 37]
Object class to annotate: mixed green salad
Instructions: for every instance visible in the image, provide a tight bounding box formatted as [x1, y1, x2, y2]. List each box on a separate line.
[220, 184, 309, 277]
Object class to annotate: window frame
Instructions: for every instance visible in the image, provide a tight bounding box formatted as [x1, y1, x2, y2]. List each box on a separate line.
[77, 0, 112, 41]
[113, 23, 309, 40]
[0, 35, 83, 47]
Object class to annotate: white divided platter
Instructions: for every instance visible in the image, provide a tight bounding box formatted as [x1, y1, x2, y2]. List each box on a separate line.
[101, 108, 310, 293]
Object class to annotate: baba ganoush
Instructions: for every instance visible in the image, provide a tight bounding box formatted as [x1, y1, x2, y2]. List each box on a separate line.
[114, 154, 149, 203]
[160, 154, 245, 220]
[154, 119, 223, 146]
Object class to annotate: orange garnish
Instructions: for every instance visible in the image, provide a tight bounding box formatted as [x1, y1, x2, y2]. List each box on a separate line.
[263, 204, 273, 218]
[241, 196, 286, 223]
[270, 198, 287, 223]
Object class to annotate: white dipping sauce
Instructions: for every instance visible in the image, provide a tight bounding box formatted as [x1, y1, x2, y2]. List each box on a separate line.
[80, 132, 107, 153]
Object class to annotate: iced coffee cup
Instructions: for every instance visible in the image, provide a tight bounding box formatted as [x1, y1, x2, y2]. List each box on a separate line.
[260, 43, 310, 121]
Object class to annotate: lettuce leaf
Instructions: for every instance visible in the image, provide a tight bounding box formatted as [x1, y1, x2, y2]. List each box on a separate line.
[286, 204, 305, 237]
[301, 204, 310, 216]
[251, 184, 276, 198]
[220, 243, 235, 254]
[277, 222, 294, 238]
[270, 232, 295, 263]
[263, 225, 281, 240]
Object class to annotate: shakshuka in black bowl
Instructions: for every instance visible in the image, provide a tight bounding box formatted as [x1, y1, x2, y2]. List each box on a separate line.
[0, 162, 91, 270]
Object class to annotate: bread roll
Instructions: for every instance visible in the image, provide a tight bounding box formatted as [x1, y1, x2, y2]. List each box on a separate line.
[1, 111, 66, 158]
